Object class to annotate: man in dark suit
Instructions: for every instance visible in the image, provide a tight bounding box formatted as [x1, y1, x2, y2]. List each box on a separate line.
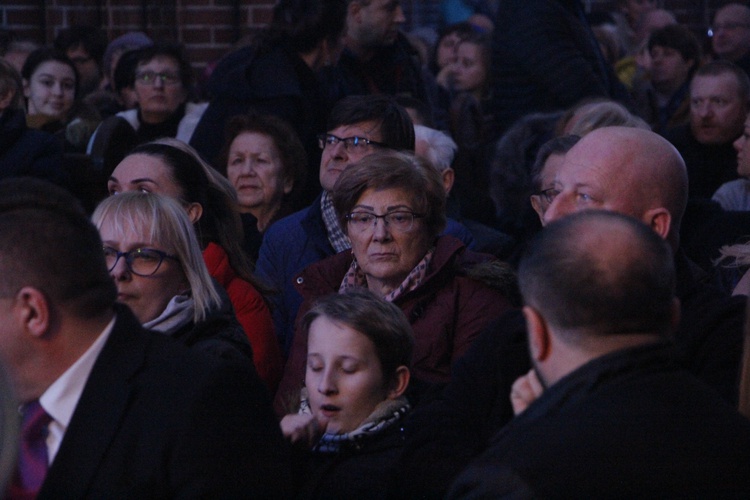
[0, 178, 288, 498]
[448, 211, 750, 497]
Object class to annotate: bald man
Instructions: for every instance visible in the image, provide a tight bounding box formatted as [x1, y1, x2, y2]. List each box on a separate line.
[712, 3, 750, 75]
[448, 211, 750, 497]
[395, 126, 746, 498]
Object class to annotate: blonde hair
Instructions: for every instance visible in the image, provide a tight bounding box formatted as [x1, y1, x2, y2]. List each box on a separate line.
[92, 192, 221, 322]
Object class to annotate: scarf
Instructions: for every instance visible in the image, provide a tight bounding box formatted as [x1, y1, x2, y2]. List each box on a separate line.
[321, 191, 350, 253]
[143, 293, 195, 335]
[339, 247, 435, 302]
[298, 395, 410, 454]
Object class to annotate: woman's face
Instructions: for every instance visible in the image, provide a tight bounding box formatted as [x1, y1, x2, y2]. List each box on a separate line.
[23, 60, 76, 120]
[306, 315, 387, 434]
[98, 218, 189, 324]
[436, 32, 462, 69]
[347, 187, 433, 296]
[452, 42, 487, 95]
[226, 132, 292, 217]
[133, 55, 188, 124]
[108, 154, 184, 199]
[530, 153, 566, 223]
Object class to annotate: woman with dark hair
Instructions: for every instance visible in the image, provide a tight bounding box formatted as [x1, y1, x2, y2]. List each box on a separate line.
[218, 112, 308, 259]
[190, 0, 348, 201]
[21, 47, 100, 152]
[275, 150, 515, 412]
[88, 43, 207, 167]
[107, 138, 282, 391]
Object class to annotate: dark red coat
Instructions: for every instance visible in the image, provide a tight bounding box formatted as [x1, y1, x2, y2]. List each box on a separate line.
[274, 236, 516, 414]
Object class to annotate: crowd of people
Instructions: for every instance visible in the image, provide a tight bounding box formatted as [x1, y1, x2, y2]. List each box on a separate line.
[1, 0, 750, 497]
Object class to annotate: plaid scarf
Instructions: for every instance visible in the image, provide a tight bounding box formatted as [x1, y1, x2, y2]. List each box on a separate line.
[339, 247, 435, 302]
[309, 397, 411, 454]
[321, 191, 350, 253]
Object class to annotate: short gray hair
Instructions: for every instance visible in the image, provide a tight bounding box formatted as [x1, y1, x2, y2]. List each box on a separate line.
[414, 124, 457, 172]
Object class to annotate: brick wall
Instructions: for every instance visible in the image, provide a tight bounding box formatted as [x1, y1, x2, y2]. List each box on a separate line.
[0, 0, 736, 73]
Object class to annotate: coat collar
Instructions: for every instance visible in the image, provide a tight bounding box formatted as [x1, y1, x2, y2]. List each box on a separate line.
[39, 304, 149, 498]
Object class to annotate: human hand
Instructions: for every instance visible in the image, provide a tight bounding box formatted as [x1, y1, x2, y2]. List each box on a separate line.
[280, 413, 327, 447]
[510, 369, 544, 415]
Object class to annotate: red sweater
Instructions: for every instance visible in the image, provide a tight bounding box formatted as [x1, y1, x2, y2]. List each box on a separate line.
[203, 242, 282, 392]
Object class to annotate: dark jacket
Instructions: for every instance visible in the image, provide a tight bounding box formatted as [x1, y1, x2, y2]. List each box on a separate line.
[320, 33, 447, 129]
[274, 235, 515, 414]
[256, 194, 477, 358]
[166, 286, 255, 365]
[490, 0, 630, 133]
[0, 108, 66, 186]
[665, 124, 739, 199]
[293, 412, 408, 499]
[395, 250, 745, 498]
[39, 304, 289, 498]
[448, 342, 750, 498]
[190, 42, 326, 200]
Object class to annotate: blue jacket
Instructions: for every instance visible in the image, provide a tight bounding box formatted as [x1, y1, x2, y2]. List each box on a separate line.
[255, 193, 476, 356]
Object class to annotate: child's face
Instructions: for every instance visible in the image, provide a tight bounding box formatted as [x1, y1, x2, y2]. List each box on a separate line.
[306, 316, 388, 434]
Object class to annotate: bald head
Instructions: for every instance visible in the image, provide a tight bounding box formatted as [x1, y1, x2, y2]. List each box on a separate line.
[543, 126, 687, 249]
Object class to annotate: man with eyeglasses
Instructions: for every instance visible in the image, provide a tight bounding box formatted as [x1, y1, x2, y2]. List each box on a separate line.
[256, 95, 474, 359]
[712, 3, 750, 75]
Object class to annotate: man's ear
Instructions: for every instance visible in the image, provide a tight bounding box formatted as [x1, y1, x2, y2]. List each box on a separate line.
[523, 305, 551, 362]
[441, 168, 455, 195]
[185, 202, 203, 223]
[386, 366, 410, 399]
[0, 89, 14, 110]
[283, 175, 294, 195]
[348, 0, 363, 22]
[15, 287, 50, 338]
[530, 195, 545, 224]
[643, 207, 671, 240]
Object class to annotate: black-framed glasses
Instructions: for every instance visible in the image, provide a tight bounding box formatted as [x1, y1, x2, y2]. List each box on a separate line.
[318, 134, 387, 152]
[104, 247, 179, 276]
[134, 71, 181, 86]
[708, 23, 750, 36]
[345, 211, 425, 233]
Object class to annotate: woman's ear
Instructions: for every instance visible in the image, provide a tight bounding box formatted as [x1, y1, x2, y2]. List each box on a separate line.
[185, 202, 203, 223]
[22, 79, 30, 99]
[386, 366, 410, 399]
[283, 175, 294, 195]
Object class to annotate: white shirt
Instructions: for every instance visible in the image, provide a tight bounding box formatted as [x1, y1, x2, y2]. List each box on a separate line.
[38, 316, 116, 464]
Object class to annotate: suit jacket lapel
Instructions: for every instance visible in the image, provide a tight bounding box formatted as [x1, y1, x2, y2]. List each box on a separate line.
[39, 306, 149, 498]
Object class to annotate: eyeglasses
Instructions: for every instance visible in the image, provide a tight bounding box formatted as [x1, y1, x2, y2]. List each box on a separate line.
[708, 23, 750, 36]
[134, 71, 181, 86]
[345, 211, 425, 233]
[318, 134, 387, 152]
[104, 247, 179, 276]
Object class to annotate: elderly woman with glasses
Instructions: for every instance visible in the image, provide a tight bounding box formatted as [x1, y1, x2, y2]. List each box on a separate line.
[275, 151, 517, 413]
[92, 191, 252, 363]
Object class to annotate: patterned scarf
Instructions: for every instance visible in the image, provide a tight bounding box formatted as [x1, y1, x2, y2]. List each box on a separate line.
[321, 191, 350, 253]
[305, 396, 411, 454]
[339, 247, 435, 302]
